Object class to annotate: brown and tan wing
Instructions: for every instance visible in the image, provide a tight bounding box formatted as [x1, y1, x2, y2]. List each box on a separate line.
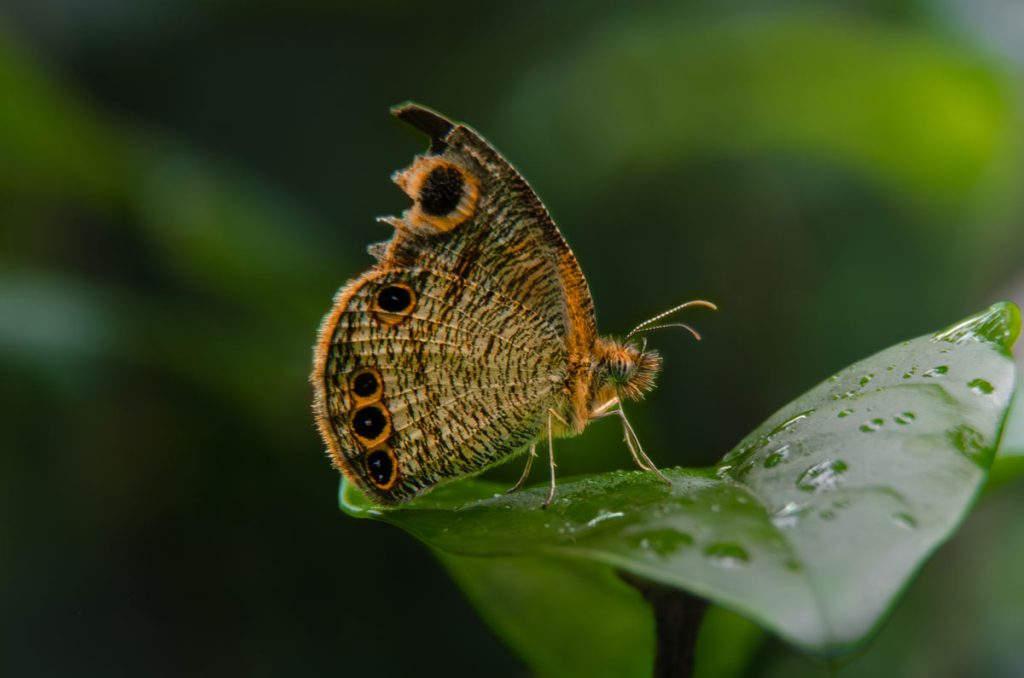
[312, 105, 597, 504]
[314, 267, 563, 504]
[380, 104, 597, 367]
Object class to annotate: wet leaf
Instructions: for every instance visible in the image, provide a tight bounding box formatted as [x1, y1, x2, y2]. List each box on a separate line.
[341, 303, 1019, 660]
[437, 553, 653, 678]
[988, 381, 1024, 491]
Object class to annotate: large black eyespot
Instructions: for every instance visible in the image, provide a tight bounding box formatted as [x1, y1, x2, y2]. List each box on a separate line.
[352, 370, 380, 399]
[419, 165, 464, 216]
[352, 405, 388, 440]
[365, 448, 396, 488]
[377, 285, 413, 313]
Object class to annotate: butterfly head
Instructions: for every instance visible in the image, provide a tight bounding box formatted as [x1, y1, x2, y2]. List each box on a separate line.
[593, 299, 717, 406]
[595, 339, 663, 403]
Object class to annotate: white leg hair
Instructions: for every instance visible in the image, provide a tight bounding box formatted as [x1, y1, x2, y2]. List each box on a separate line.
[592, 398, 671, 484]
[543, 409, 557, 508]
[512, 404, 669, 505]
[508, 410, 568, 506]
[506, 443, 537, 494]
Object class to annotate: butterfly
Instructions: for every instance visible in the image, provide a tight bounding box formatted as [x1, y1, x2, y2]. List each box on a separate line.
[311, 103, 715, 506]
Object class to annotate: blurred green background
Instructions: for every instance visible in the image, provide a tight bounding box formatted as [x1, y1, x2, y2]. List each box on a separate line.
[2, 1, 1023, 675]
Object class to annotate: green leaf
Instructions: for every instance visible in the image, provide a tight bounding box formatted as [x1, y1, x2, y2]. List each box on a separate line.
[693, 606, 764, 678]
[988, 381, 1024, 491]
[997, 381, 1024, 458]
[437, 553, 654, 678]
[340, 303, 1019, 661]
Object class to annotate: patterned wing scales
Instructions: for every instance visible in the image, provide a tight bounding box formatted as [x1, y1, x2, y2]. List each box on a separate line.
[316, 267, 564, 503]
[313, 105, 603, 504]
[378, 105, 598, 430]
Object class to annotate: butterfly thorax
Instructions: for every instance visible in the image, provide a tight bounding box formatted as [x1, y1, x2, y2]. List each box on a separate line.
[583, 337, 662, 421]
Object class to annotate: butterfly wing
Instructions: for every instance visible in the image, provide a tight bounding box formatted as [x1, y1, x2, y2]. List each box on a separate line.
[316, 268, 564, 503]
[313, 105, 598, 504]
[380, 104, 596, 361]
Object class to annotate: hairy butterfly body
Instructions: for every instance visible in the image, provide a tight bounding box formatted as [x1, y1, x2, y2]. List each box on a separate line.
[312, 104, 713, 505]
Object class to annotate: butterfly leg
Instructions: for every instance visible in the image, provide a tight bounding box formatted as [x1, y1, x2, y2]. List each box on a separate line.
[506, 444, 537, 494]
[542, 409, 557, 509]
[590, 398, 654, 472]
[589, 397, 621, 420]
[618, 403, 671, 485]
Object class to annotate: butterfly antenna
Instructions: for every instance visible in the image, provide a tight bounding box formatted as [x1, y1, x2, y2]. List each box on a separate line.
[629, 322, 703, 341]
[625, 300, 717, 341]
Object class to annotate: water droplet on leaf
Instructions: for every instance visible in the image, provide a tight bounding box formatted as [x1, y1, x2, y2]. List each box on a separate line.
[772, 501, 809, 529]
[797, 460, 848, 492]
[703, 543, 750, 568]
[893, 512, 917, 529]
[628, 529, 694, 557]
[860, 418, 884, 432]
[769, 409, 815, 436]
[947, 425, 989, 463]
[763, 444, 791, 468]
[967, 378, 994, 395]
[585, 510, 625, 528]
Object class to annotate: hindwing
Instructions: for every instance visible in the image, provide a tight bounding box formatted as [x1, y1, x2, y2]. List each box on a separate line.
[316, 268, 564, 503]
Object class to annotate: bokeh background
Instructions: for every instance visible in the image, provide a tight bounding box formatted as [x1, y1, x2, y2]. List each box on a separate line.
[3, 1, 1023, 676]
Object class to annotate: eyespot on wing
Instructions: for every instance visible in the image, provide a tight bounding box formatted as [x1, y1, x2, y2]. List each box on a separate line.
[392, 157, 480, 232]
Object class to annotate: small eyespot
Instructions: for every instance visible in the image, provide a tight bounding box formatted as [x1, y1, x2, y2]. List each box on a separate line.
[377, 285, 413, 313]
[353, 371, 378, 397]
[372, 282, 416, 325]
[419, 165, 464, 217]
[350, 367, 382, 401]
[350, 403, 390, 445]
[365, 446, 397, 489]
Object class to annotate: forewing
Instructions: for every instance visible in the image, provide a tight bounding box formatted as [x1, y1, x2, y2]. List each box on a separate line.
[380, 104, 597, 359]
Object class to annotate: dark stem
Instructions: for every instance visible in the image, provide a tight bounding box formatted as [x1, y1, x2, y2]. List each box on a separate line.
[620, 572, 709, 678]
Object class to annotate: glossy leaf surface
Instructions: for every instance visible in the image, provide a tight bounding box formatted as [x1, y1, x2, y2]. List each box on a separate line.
[341, 303, 1019, 656]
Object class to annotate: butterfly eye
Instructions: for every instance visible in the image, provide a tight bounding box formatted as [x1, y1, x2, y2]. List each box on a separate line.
[419, 165, 464, 217]
[365, 445, 398, 490]
[350, 402, 392, 446]
[373, 283, 417, 324]
[610, 355, 634, 382]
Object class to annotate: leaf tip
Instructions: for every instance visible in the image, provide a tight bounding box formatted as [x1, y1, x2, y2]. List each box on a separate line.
[933, 301, 1021, 351]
